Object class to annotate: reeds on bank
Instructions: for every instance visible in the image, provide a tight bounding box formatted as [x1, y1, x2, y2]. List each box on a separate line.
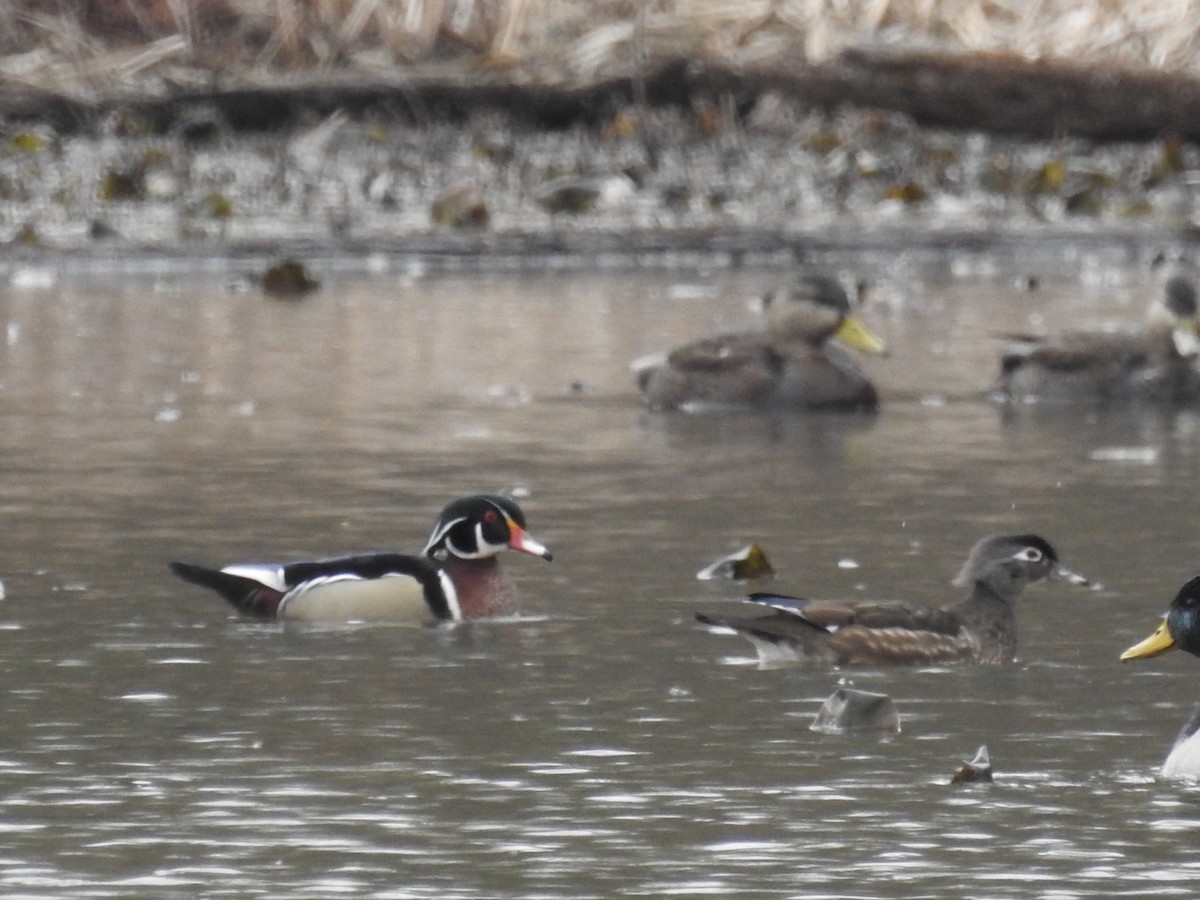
[1, 1, 1198, 101]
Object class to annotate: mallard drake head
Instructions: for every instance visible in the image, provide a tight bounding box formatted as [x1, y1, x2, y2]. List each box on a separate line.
[1121, 573, 1200, 661]
[762, 274, 887, 354]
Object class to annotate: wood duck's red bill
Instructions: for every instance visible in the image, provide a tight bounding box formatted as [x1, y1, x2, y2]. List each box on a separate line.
[508, 523, 552, 560]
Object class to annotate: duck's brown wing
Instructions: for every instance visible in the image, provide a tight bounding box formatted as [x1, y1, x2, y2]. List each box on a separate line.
[635, 333, 784, 407]
[695, 607, 834, 663]
[1002, 331, 1146, 374]
[824, 624, 977, 666]
[735, 593, 961, 633]
[666, 332, 783, 375]
[749, 596, 976, 666]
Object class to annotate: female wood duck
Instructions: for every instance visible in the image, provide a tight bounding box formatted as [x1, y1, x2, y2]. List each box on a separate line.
[633, 273, 887, 411]
[1120, 573, 1200, 778]
[994, 276, 1200, 404]
[169, 494, 552, 623]
[696, 534, 1090, 666]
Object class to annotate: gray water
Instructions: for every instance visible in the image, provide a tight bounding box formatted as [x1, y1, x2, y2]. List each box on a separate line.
[3, 251, 1200, 898]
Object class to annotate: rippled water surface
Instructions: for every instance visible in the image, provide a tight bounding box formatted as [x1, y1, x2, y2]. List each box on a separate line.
[4, 250, 1200, 897]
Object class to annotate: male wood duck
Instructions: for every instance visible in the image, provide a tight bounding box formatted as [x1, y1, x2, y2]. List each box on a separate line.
[696, 534, 1090, 666]
[633, 273, 887, 411]
[169, 494, 552, 623]
[994, 276, 1200, 404]
[1120, 573, 1200, 778]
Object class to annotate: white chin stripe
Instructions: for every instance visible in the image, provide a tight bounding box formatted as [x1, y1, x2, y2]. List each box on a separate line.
[422, 515, 467, 557]
[445, 524, 506, 559]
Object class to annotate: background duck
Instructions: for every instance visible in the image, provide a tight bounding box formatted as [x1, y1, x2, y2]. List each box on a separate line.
[696, 534, 1090, 666]
[1120, 572, 1200, 778]
[633, 273, 887, 411]
[994, 275, 1200, 404]
[169, 494, 552, 623]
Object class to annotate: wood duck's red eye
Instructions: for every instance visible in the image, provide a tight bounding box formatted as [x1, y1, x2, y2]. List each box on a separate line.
[482, 510, 499, 523]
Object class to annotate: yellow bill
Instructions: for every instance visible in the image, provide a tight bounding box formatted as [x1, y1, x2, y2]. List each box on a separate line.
[1120, 618, 1177, 661]
[834, 314, 887, 355]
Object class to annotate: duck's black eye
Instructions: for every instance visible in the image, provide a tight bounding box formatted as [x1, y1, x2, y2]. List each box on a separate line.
[1016, 547, 1044, 563]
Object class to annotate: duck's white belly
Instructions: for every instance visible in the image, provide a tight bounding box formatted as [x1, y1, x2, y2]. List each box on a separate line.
[1162, 732, 1200, 779]
[278, 574, 439, 623]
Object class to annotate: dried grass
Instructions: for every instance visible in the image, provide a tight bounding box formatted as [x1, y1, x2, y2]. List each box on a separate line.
[2, 0, 1200, 98]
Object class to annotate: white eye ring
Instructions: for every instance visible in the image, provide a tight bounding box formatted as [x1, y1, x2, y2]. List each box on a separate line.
[1016, 547, 1044, 562]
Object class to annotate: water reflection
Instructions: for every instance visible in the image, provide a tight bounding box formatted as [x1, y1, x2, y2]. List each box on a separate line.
[1, 256, 1200, 896]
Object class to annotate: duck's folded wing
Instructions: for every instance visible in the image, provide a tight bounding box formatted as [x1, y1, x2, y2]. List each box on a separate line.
[838, 602, 962, 634]
[753, 597, 975, 666]
[281, 553, 437, 587]
[169, 561, 288, 618]
[1003, 331, 1144, 374]
[667, 333, 783, 376]
[750, 594, 962, 635]
[824, 624, 977, 666]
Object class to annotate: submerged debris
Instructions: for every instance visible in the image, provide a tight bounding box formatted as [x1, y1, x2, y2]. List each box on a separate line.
[431, 185, 490, 229]
[950, 745, 994, 784]
[811, 688, 900, 735]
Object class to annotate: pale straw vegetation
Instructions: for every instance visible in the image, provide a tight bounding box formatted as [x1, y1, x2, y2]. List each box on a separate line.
[0, 1, 1198, 102]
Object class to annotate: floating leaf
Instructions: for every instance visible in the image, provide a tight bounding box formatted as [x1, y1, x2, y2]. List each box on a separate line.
[696, 544, 774, 581]
[707, 188, 731, 209]
[261, 259, 320, 298]
[89, 219, 117, 240]
[14, 223, 40, 247]
[602, 110, 640, 139]
[1120, 200, 1155, 218]
[471, 130, 514, 163]
[1065, 185, 1104, 216]
[1030, 160, 1065, 194]
[661, 184, 691, 210]
[805, 132, 842, 155]
[537, 178, 600, 214]
[200, 191, 233, 219]
[431, 185, 490, 229]
[7, 132, 45, 154]
[97, 169, 143, 202]
[1161, 133, 1185, 174]
[111, 110, 153, 137]
[884, 181, 927, 204]
[925, 145, 959, 166]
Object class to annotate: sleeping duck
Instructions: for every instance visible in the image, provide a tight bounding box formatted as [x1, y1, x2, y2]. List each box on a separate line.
[994, 276, 1200, 404]
[696, 534, 1090, 666]
[1120, 572, 1200, 778]
[633, 273, 887, 411]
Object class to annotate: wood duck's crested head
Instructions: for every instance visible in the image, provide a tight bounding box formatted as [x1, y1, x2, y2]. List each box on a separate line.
[422, 494, 552, 563]
[762, 274, 887, 355]
[1122, 573, 1200, 661]
[952, 533, 1089, 600]
[1149, 275, 1200, 358]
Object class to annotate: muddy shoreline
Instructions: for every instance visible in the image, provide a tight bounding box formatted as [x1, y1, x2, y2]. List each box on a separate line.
[5, 52, 1200, 266]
